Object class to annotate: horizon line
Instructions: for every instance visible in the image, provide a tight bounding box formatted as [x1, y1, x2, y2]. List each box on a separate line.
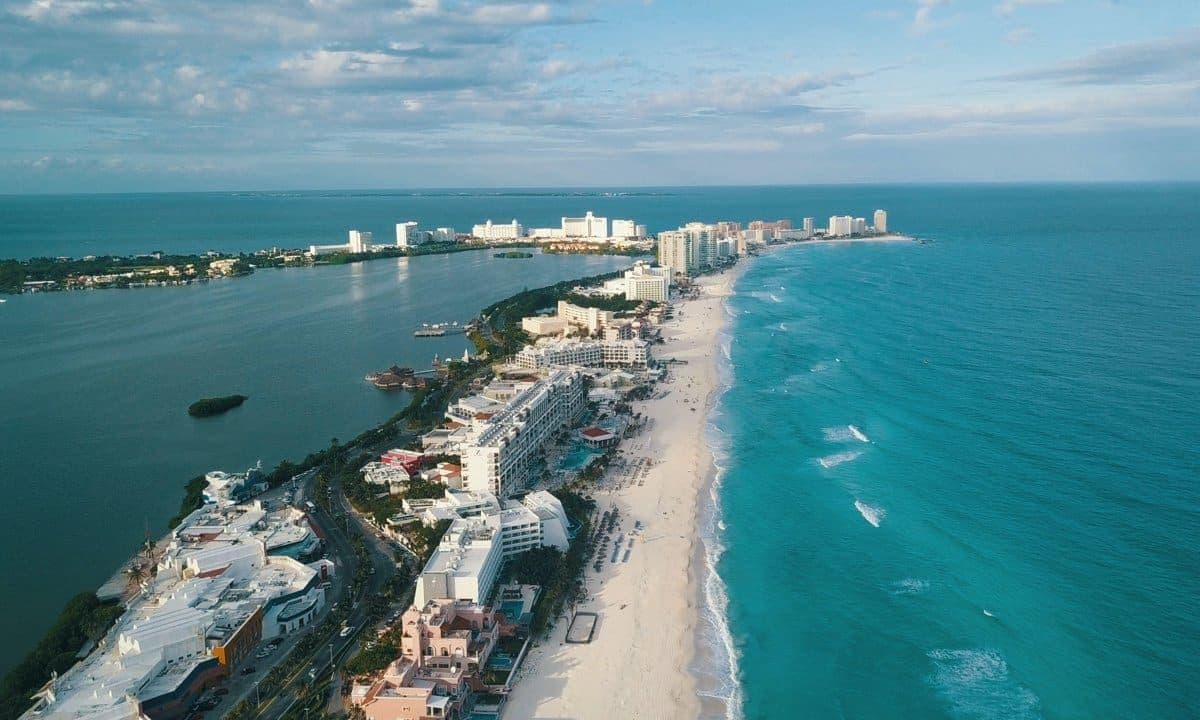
[3, 179, 1200, 198]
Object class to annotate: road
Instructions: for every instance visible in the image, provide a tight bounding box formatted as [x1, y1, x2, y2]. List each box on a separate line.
[236, 468, 401, 720]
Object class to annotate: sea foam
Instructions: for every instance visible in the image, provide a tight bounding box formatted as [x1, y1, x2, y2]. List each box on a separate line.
[927, 649, 1042, 719]
[818, 450, 862, 468]
[854, 499, 886, 527]
[693, 331, 744, 719]
[888, 578, 930, 595]
[823, 425, 871, 443]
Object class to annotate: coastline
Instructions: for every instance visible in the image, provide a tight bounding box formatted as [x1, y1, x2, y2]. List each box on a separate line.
[505, 258, 753, 720]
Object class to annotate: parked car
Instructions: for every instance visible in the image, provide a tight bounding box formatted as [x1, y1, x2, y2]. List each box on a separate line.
[240, 666, 256, 676]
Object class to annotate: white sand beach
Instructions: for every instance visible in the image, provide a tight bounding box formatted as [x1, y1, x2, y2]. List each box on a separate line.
[504, 264, 750, 720]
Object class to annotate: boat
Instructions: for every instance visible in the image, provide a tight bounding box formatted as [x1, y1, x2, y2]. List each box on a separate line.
[414, 321, 466, 337]
[365, 365, 427, 390]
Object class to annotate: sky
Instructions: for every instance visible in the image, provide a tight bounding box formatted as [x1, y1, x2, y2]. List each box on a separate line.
[1, 0, 1199, 192]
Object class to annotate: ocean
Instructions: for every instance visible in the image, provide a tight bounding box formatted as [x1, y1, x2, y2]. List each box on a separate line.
[1, 185, 1197, 718]
[706, 185, 1200, 719]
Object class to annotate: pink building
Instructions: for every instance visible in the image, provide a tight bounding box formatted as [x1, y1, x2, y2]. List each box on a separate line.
[351, 659, 458, 720]
[400, 599, 503, 685]
[354, 600, 510, 720]
[382, 449, 427, 475]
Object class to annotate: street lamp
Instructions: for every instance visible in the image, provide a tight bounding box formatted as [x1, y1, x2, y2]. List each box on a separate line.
[254, 681, 260, 706]
[330, 642, 335, 682]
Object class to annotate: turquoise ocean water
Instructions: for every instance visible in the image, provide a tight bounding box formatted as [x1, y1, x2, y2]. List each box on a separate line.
[706, 187, 1199, 719]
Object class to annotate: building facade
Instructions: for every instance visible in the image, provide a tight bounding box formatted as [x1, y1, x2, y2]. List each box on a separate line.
[460, 369, 586, 497]
[561, 211, 608, 239]
[471, 219, 523, 240]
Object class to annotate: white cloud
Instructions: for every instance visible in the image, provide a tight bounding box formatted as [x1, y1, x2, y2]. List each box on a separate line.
[0, 98, 34, 111]
[911, 0, 950, 35]
[994, 0, 1061, 18]
[776, 122, 825, 135]
[469, 3, 552, 26]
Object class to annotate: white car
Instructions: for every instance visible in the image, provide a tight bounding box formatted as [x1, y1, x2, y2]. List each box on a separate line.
[339, 625, 354, 638]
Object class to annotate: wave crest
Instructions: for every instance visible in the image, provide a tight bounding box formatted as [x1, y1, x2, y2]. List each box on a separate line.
[927, 649, 1042, 719]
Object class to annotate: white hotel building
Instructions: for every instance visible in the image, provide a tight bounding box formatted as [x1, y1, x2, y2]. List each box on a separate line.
[658, 222, 721, 276]
[602, 262, 669, 302]
[514, 338, 650, 370]
[412, 489, 571, 607]
[562, 211, 608, 240]
[472, 219, 524, 240]
[460, 369, 586, 497]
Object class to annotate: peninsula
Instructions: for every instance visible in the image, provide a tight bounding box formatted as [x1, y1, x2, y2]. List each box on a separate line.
[8, 207, 905, 720]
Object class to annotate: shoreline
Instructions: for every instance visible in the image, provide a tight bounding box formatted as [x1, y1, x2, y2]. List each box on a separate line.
[504, 258, 754, 720]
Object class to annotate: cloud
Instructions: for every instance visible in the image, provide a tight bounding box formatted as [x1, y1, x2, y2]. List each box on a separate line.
[0, 98, 34, 111]
[991, 28, 1200, 84]
[911, 0, 950, 35]
[994, 0, 1061, 17]
[776, 122, 825, 135]
[1003, 26, 1033, 44]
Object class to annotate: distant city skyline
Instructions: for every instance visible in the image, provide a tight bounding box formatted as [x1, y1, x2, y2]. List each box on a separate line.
[1, 0, 1198, 193]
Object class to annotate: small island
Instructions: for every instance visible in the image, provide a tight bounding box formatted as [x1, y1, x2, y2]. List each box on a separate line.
[188, 394, 248, 417]
[494, 251, 534, 259]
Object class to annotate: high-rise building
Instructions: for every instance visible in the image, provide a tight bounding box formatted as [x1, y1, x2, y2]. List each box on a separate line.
[803, 217, 814, 234]
[873, 209, 887, 233]
[611, 219, 640, 238]
[460, 369, 586, 497]
[657, 229, 690, 276]
[827, 216, 853, 237]
[348, 230, 372, 253]
[713, 221, 742, 238]
[660, 222, 722, 274]
[395, 221, 419, 247]
[472, 219, 524, 240]
[562, 211, 609, 239]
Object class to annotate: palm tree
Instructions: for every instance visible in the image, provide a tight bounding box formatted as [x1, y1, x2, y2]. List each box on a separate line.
[125, 563, 146, 589]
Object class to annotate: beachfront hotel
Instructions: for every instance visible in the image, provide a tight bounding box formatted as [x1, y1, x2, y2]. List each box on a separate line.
[514, 338, 650, 370]
[874, 209, 888, 233]
[351, 600, 509, 720]
[460, 369, 586, 498]
[471, 219, 523, 240]
[411, 488, 569, 607]
[521, 299, 619, 337]
[397, 222, 456, 247]
[607, 262, 669, 302]
[25, 500, 327, 720]
[658, 222, 734, 276]
[307, 229, 374, 256]
[562, 211, 608, 240]
[828, 215, 867, 237]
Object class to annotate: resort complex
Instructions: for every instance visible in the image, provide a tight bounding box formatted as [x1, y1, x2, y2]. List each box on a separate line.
[25, 491, 327, 720]
[14, 206, 900, 720]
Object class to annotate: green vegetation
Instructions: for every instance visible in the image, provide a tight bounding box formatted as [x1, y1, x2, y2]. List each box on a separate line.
[0, 253, 257, 293]
[168, 475, 208, 528]
[343, 641, 398, 676]
[187, 394, 247, 417]
[0, 594, 125, 720]
[475, 270, 626, 358]
[561, 292, 644, 313]
[542, 245, 652, 257]
[494, 251, 534, 259]
[518, 489, 595, 637]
